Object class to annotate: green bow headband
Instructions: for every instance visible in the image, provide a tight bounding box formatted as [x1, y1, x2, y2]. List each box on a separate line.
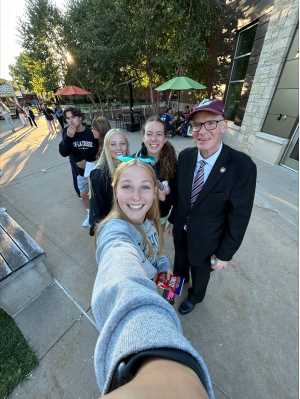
[117, 155, 156, 165]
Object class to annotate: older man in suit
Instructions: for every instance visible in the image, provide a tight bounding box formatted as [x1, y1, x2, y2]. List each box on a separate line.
[168, 99, 257, 315]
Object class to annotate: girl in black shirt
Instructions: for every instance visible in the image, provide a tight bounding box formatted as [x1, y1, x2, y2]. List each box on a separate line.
[133, 115, 177, 223]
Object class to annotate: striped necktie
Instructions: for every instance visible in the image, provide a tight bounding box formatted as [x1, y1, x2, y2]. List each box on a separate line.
[191, 160, 206, 205]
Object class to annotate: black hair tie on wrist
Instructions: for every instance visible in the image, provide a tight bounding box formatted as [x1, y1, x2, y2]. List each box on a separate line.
[108, 348, 207, 394]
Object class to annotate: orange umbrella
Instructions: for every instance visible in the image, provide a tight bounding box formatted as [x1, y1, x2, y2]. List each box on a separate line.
[55, 85, 91, 96]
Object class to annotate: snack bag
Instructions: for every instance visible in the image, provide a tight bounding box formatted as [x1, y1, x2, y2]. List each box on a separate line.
[155, 273, 185, 305]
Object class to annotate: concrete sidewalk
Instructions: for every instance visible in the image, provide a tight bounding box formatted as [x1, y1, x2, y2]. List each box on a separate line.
[0, 120, 298, 399]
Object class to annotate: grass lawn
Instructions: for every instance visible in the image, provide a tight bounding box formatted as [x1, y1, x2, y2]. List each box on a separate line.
[0, 309, 38, 399]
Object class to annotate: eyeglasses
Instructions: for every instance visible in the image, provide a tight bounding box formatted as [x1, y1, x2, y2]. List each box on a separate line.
[191, 119, 224, 133]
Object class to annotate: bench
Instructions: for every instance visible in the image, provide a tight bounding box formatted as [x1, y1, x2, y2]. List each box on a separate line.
[0, 209, 45, 281]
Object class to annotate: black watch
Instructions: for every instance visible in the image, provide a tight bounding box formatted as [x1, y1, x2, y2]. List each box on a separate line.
[108, 347, 206, 393]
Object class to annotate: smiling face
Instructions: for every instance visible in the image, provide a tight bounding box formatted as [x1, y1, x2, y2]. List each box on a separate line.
[191, 111, 226, 158]
[143, 121, 167, 158]
[109, 133, 128, 160]
[116, 164, 156, 224]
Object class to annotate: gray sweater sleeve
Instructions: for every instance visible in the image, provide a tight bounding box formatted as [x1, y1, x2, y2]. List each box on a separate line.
[91, 220, 215, 398]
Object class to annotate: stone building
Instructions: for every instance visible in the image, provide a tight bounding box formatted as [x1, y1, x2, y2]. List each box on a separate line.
[224, 0, 298, 170]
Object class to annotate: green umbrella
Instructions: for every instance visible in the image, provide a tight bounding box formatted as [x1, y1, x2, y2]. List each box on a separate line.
[155, 76, 206, 91]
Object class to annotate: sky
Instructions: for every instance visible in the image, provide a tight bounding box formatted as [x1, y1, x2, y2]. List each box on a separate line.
[0, 0, 66, 80]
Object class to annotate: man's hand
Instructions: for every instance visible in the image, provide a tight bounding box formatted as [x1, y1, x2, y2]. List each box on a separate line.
[211, 256, 229, 270]
[165, 222, 173, 235]
[67, 126, 76, 137]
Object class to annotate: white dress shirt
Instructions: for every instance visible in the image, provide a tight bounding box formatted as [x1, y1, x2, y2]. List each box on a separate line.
[193, 143, 223, 183]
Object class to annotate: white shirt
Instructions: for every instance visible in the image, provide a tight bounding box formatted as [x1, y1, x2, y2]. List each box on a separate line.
[193, 143, 223, 183]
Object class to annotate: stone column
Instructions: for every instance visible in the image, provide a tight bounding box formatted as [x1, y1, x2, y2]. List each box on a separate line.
[239, 0, 298, 156]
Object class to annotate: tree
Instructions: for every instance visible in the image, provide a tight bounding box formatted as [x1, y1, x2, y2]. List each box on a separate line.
[63, 0, 240, 104]
[9, 52, 34, 92]
[15, 0, 65, 94]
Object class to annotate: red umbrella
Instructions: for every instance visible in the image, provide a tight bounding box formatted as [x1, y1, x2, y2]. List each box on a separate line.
[55, 85, 91, 96]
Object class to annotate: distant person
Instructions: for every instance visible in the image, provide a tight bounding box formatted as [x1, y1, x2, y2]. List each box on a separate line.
[59, 107, 99, 226]
[91, 115, 111, 159]
[15, 103, 28, 127]
[28, 107, 38, 127]
[25, 106, 38, 128]
[184, 105, 191, 115]
[0, 101, 15, 133]
[167, 99, 257, 315]
[160, 107, 176, 137]
[179, 106, 192, 137]
[89, 128, 129, 235]
[42, 105, 56, 134]
[54, 104, 65, 130]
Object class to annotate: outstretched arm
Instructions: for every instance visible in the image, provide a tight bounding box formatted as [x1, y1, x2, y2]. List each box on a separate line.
[92, 220, 214, 398]
[104, 358, 208, 399]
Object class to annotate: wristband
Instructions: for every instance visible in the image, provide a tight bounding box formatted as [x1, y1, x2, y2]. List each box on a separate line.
[108, 347, 207, 393]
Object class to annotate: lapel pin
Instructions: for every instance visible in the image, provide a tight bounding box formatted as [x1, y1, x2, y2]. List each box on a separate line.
[220, 167, 226, 173]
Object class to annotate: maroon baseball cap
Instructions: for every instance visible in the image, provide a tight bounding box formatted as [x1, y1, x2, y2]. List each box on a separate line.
[189, 99, 225, 120]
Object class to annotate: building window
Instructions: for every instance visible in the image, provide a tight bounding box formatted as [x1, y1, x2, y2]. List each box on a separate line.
[262, 26, 299, 139]
[225, 23, 257, 123]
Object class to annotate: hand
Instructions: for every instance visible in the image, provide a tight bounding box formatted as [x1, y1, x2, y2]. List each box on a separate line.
[161, 180, 170, 195]
[67, 126, 76, 137]
[211, 256, 229, 271]
[165, 222, 173, 235]
[158, 189, 166, 201]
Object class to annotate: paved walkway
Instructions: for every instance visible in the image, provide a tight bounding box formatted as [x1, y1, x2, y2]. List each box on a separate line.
[0, 119, 298, 399]
[0, 117, 23, 137]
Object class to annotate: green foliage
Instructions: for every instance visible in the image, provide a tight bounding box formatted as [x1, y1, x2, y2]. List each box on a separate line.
[10, 0, 240, 100]
[9, 51, 59, 95]
[63, 0, 239, 100]
[10, 0, 65, 95]
[0, 308, 38, 398]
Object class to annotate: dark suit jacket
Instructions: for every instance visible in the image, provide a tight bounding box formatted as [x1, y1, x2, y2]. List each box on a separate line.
[169, 144, 257, 265]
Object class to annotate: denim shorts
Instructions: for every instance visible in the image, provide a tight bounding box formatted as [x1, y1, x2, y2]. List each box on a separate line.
[77, 175, 89, 193]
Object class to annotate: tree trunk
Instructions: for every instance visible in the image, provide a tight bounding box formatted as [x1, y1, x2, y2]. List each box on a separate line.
[145, 62, 155, 112]
[149, 83, 155, 112]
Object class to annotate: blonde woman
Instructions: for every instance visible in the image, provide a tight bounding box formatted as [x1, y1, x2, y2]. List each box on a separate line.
[91, 159, 214, 399]
[97, 159, 170, 278]
[89, 128, 129, 235]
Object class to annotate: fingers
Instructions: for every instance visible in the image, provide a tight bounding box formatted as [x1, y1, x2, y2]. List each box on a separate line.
[211, 261, 228, 270]
[165, 222, 173, 235]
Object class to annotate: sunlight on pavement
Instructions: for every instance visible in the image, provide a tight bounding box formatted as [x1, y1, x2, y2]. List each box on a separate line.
[0, 119, 61, 186]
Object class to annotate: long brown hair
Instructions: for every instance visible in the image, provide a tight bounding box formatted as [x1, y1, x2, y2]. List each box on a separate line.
[141, 115, 177, 180]
[91, 116, 111, 157]
[101, 159, 163, 257]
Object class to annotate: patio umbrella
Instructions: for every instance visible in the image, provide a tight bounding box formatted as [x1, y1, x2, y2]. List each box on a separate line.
[54, 85, 91, 96]
[155, 76, 206, 91]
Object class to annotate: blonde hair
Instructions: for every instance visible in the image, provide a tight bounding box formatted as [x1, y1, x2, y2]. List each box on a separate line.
[102, 159, 163, 257]
[96, 128, 129, 176]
